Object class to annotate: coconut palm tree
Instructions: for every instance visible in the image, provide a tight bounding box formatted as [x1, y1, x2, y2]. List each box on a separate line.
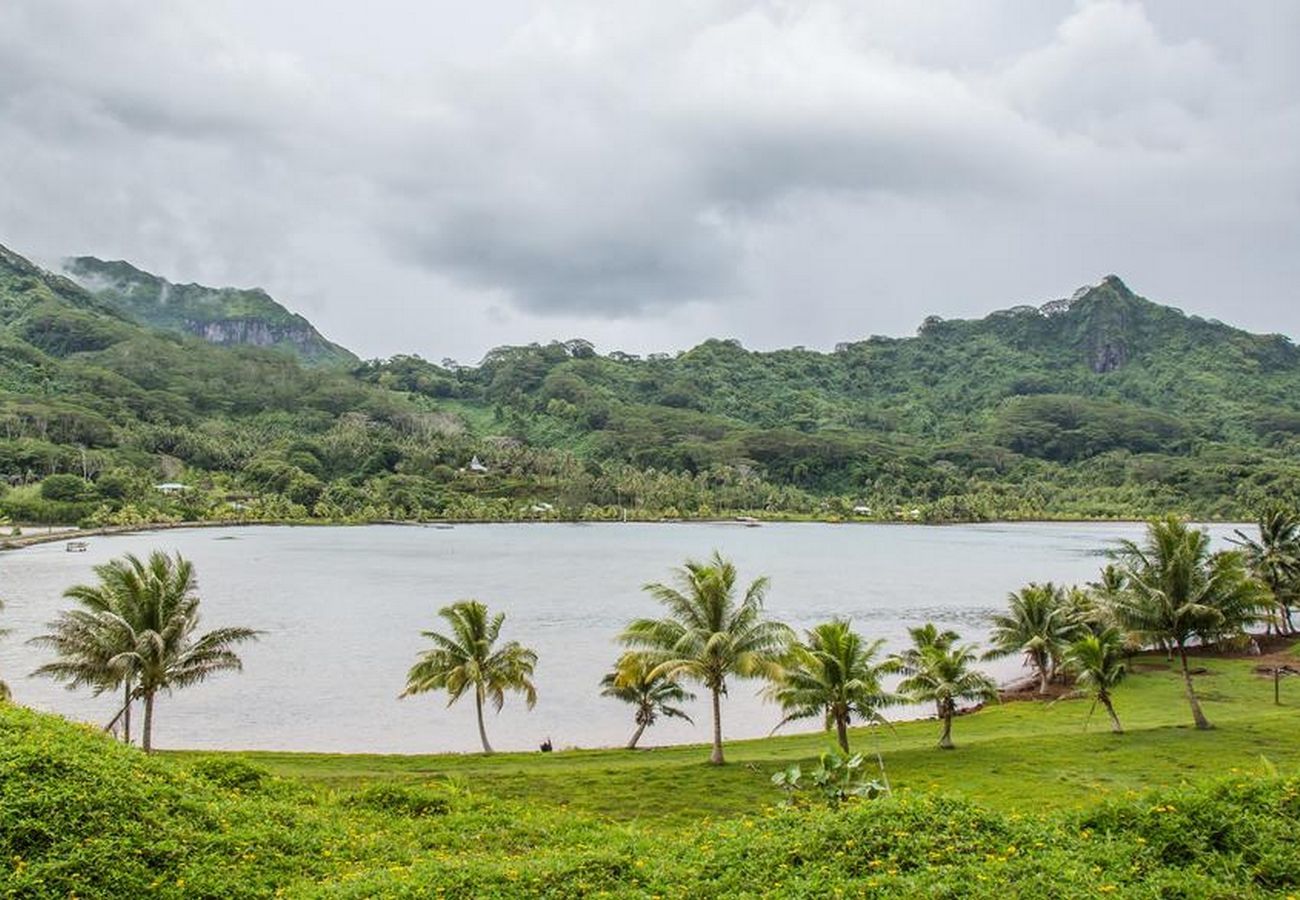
[1061, 627, 1128, 733]
[32, 555, 151, 741]
[1231, 505, 1300, 635]
[32, 551, 259, 752]
[890, 623, 961, 718]
[600, 652, 694, 749]
[984, 583, 1077, 694]
[620, 551, 792, 765]
[1110, 516, 1267, 730]
[401, 600, 538, 754]
[767, 619, 895, 753]
[891, 636, 998, 750]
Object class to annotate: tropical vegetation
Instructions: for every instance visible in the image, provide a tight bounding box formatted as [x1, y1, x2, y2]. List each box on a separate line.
[767, 618, 894, 753]
[599, 651, 694, 749]
[400, 600, 538, 754]
[7, 241, 1300, 533]
[890, 638, 1000, 750]
[620, 552, 791, 764]
[30, 551, 258, 751]
[1108, 516, 1267, 729]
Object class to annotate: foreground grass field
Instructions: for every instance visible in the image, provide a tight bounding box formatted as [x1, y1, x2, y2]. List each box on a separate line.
[4, 647, 1300, 897]
[209, 646, 1300, 826]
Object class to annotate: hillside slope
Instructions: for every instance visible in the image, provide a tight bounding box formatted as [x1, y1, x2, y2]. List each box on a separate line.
[3, 237, 1300, 524]
[64, 256, 357, 367]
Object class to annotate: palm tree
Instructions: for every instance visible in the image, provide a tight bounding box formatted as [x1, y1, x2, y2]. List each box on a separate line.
[1231, 506, 1300, 635]
[1062, 627, 1128, 733]
[984, 583, 1077, 694]
[891, 636, 998, 750]
[891, 623, 960, 718]
[1110, 516, 1267, 730]
[401, 600, 538, 754]
[621, 551, 792, 765]
[32, 551, 259, 752]
[600, 652, 694, 749]
[32, 556, 149, 742]
[767, 619, 895, 753]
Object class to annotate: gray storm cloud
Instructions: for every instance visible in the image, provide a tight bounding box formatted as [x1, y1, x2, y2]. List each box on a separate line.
[0, 1, 1296, 360]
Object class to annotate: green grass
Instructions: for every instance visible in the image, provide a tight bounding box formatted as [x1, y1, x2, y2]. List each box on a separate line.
[181, 648, 1300, 827]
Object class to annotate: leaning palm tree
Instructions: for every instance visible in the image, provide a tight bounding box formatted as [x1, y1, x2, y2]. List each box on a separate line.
[621, 551, 792, 765]
[1061, 627, 1128, 734]
[892, 638, 998, 750]
[1231, 505, 1300, 635]
[32, 551, 259, 752]
[1110, 516, 1267, 730]
[401, 600, 538, 754]
[767, 619, 895, 753]
[984, 583, 1077, 694]
[600, 652, 694, 750]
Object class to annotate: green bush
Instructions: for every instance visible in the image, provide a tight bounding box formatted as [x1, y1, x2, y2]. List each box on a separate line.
[39, 473, 97, 502]
[2, 704, 1299, 897]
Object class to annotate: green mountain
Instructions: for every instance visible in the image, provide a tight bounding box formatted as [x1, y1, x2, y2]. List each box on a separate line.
[2, 238, 1298, 526]
[63, 256, 358, 367]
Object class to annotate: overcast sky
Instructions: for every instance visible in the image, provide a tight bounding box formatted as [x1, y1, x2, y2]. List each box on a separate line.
[1, 1, 1296, 363]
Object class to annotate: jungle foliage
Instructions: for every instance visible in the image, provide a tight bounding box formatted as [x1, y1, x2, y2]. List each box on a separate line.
[4, 241, 1300, 527]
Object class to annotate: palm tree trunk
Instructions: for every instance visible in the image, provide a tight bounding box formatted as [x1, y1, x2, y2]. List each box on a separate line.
[709, 687, 724, 765]
[1100, 691, 1123, 734]
[122, 680, 132, 745]
[626, 720, 648, 750]
[1176, 640, 1212, 730]
[835, 714, 850, 754]
[1037, 660, 1050, 695]
[474, 691, 494, 754]
[142, 691, 155, 753]
[938, 709, 954, 750]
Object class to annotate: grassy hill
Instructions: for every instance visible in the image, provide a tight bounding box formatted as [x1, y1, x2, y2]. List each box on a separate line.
[4, 238, 1300, 526]
[3, 646, 1298, 897]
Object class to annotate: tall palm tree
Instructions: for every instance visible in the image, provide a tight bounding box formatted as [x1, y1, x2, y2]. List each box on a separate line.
[1231, 506, 1300, 635]
[1110, 516, 1267, 730]
[401, 600, 538, 754]
[1062, 627, 1128, 733]
[621, 551, 792, 765]
[32, 551, 259, 752]
[600, 652, 694, 750]
[767, 619, 895, 753]
[891, 636, 998, 750]
[984, 583, 1077, 694]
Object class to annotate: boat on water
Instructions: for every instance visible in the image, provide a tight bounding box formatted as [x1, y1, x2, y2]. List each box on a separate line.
[65, 541, 88, 552]
[734, 516, 762, 527]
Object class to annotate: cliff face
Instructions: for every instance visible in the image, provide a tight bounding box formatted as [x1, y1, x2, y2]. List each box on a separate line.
[62, 257, 358, 367]
[190, 317, 330, 354]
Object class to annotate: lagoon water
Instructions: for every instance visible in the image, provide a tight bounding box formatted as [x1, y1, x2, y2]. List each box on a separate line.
[0, 522, 1246, 754]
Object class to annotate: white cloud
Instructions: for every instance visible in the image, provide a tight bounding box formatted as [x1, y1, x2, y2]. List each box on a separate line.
[0, 0, 1296, 361]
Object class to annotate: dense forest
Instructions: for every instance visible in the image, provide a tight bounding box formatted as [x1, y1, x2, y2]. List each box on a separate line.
[2, 241, 1298, 528]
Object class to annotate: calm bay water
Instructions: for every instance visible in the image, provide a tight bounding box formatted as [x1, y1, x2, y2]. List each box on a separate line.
[0, 521, 1245, 753]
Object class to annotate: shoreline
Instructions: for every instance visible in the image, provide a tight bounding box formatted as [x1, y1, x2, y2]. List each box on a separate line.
[0, 514, 1235, 555]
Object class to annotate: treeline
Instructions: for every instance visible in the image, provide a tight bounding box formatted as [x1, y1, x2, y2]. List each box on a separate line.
[6, 242, 1300, 527]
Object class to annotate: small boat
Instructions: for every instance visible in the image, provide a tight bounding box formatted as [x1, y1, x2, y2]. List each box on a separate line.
[734, 516, 762, 528]
[65, 541, 88, 552]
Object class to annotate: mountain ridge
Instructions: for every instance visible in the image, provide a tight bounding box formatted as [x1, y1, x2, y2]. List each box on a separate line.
[62, 256, 358, 367]
[2, 238, 1298, 524]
